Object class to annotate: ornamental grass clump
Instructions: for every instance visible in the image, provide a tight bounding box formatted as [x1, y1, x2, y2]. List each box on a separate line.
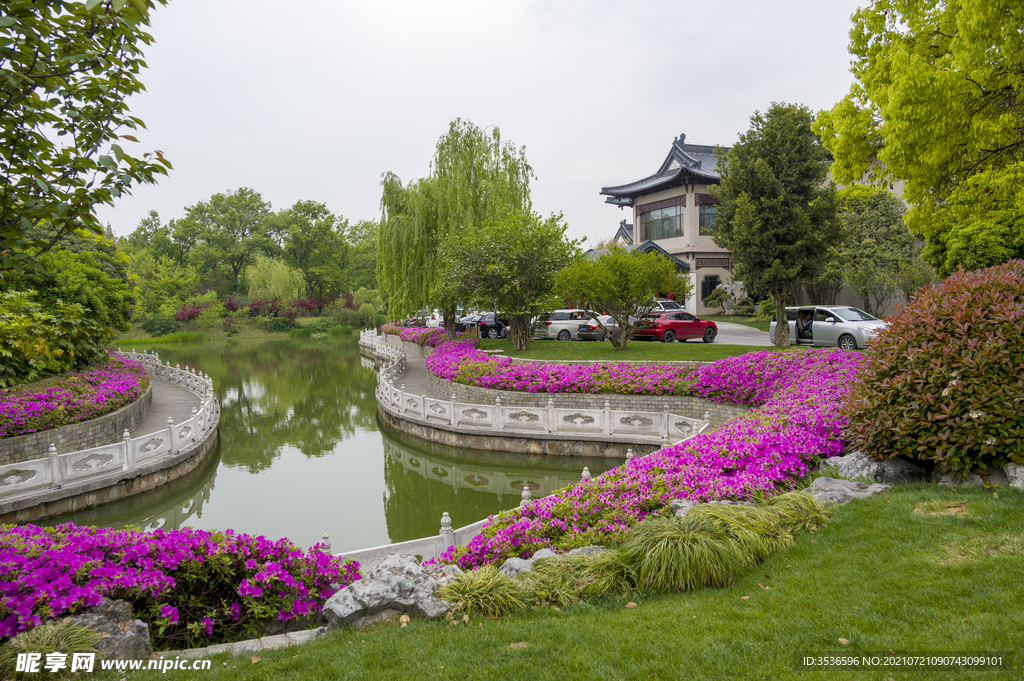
[620, 516, 750, 592]
[845, 260, 1024, 475]
[682, 505, 795, 563]
[760, 491, 830, 533]
[0, 621, 101, 679]
[0, 524, 360, 649]
[437, 565, 528, 618]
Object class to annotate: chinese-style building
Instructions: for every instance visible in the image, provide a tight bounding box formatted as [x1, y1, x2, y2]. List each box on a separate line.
[601, 133, 732, 315]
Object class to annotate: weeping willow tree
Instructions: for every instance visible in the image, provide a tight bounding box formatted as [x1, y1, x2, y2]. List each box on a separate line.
[378, 119, 534, 337]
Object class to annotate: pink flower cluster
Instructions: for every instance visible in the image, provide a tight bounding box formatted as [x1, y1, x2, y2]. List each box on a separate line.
[381, 324, 470, 347]
[432, 349, 864, 569]
[0, 524, 359, 647]
[0, 356, 150, 439]
[424, 340, 695, 395]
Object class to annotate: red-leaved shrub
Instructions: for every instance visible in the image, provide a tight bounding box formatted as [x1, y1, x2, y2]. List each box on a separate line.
[844, 260, 1024, 476]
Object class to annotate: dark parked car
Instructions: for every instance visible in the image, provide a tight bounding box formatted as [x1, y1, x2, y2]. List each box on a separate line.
[632, 311, 718, 343]
[477, 312, 509, 339]
[455, 314, 482, 332]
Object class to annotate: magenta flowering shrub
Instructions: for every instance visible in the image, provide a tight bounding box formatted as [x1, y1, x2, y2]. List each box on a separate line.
[433, 349, 864, 569]
[0, 356, 151, 439]
[424, 340, 696, 395]
[381, 324, 475, 347]
[0, 524, 359, 648]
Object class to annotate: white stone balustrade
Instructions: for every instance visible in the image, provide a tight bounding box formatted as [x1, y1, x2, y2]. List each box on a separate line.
[358, 329, 709, 446]
[0, 352, 220, 500]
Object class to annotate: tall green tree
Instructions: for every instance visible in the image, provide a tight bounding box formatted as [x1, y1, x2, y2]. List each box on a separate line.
[436, 211, 581, 350]
[344, 219, 379, 292]
[554, 245, 692, 350]
[276, 200, 348, 300]
[0, 0, 172, 277]
[814, 0, 1024, 274]
[711, 102, 840, 346]
[184, 188, 274, 292]
[379, 119, 534, 337]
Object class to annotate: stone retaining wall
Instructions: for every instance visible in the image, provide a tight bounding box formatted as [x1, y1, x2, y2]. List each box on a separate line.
[0, 384, 153, 466]
[427, 374, 748, 428]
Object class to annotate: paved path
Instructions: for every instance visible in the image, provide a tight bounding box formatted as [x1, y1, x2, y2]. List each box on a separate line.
[132, 380, 203, 437]
[710, 322, 773, 346]
[393, 358, 432, 398]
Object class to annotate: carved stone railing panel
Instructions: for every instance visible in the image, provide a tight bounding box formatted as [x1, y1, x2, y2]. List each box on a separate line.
[60, 443, 125, 483]
[0, 459, 53, 495]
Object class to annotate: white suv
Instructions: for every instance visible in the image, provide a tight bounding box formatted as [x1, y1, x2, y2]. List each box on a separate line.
[533, 309, 590, 340]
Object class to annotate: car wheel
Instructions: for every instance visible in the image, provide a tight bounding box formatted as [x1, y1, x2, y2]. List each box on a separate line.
[557, 330, 571, 341]
[838, 334, 857, 350]
[702, 328, 716, 343]
[487, 327, 499, 339]
[662, 330, 675, 343]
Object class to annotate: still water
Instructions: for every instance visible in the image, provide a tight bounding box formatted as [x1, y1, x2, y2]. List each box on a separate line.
[47, 339, 617, 551]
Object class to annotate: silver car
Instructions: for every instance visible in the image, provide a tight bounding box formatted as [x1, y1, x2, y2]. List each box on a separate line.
[533, 309, 590, 340]
[769, 305, 887, 350]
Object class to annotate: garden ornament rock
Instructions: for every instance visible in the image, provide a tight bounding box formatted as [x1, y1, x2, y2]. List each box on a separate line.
[322, 554, 449, 628]
[66, 598, 151, 660]
[498, 546, 607, 578]
[805, 477, 890, 505]
[820, 451, 925, 484]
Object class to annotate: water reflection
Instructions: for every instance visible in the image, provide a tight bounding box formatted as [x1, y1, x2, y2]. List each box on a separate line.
[43, 339, 618, 552]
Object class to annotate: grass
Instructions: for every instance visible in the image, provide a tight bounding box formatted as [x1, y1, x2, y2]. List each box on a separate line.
[477, 338, 782, 362]
[699, 314, 772, 333]
[95, 484, 1024, 680]
[118, 331, 205, 345]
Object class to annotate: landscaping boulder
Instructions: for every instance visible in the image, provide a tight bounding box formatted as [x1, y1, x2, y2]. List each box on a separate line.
[567, 545, 607, 557]
[1006, 463, 1024, 491]
[530, 549, 557, 562]
[322, 554, 449, 629]
[806, 477, 890, 505]
[67, 598, 151, 660]
[431, 563, 464, 587]
[935, 466, 1009, 488]
[820, 451, 925, 484]
[670, 498, 753, 519]
[498, 557, 533, 578]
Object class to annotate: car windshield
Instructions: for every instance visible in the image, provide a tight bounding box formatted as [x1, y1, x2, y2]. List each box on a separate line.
[832, 307, 879, 322]
[658, 300, 682, 310]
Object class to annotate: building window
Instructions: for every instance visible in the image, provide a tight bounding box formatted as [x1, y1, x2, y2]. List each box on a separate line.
[639, 205, 683, 241]
[699, 204, 716, 235]
[701, 275, 721, 302]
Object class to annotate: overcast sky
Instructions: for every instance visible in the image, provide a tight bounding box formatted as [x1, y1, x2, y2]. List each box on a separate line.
[96, 0, 866, 246]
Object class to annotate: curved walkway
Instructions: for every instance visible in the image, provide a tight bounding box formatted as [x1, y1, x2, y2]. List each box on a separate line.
[131, 380, 203, 437]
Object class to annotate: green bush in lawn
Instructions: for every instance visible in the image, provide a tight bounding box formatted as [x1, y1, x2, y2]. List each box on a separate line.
[268, 318, 290, 333]
[845, 260, 1024, 476]
[733, 296, 757, 316]
[142, 316, 179, 337]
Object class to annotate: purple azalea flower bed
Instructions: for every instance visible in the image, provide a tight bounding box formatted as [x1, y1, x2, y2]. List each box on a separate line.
[381, 323, 473, 347]
[0, 356, 151, 439]
[425, 340, 693, 395]
[430, 348, 864, 570]
[0, 524, 359, 648]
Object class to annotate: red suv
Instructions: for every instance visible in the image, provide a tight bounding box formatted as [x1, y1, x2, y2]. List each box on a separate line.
[632, 312, 718, 343]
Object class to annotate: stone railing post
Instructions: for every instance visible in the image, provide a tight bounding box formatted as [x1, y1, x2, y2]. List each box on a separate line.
[581, 467, 592, 482]
[547, 399, 555, 434]
[167, 416, 176, 453]
[48, 444, 61, 488]
[449, 395, 457, 426]
[603, 401, 611, 436]
[626, 448, 635, 461]
[661, 403, 669, 440]
[123, 429, 134, 470]
[495, 397, 503, 431]
[439, 512, 455, 549]
[520, 487, 532, 508]
[320, 533, 332, 553]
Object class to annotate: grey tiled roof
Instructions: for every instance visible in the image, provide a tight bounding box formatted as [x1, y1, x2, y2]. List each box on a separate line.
[600, 134, 728, 203]
[616, 220, 633, 245]
[584, 238, 690, 272]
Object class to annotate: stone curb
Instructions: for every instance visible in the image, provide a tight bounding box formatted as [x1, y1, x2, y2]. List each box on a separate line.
[169, 627, 328, 659]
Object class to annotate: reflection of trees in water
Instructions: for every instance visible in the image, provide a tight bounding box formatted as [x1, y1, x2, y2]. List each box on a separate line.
[42, 436, 222, 532]
[119, 339, 379, 473]
[379, 425, 618, 544]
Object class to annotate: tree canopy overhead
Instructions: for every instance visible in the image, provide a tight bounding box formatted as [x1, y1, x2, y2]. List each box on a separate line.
[0, 0, 172, 277]
[814, 0, 1024, 274]
[711, 102, 839, 346]
[378, 119, 534, 334]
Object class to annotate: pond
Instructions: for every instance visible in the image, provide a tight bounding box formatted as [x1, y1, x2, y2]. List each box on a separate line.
[46, 338, 618, 552]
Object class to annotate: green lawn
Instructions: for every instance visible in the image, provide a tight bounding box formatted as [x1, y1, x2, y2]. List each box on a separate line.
[699, 314, 772, 333]
[106, 484, 1024, 680]
[477, 338, 780, 362]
